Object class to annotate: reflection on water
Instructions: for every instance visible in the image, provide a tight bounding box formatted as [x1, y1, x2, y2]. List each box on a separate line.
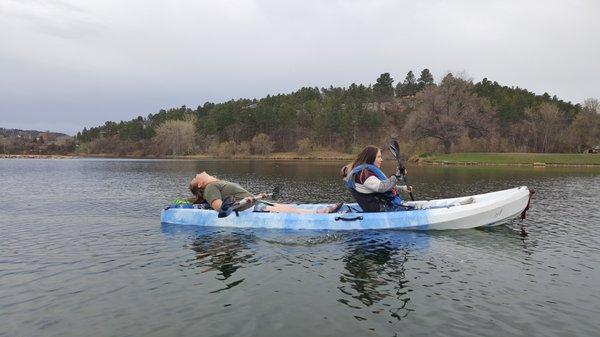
[1, 159, 599, 337]
[188, 233, 255, 282]
[339, 232, 414, 321]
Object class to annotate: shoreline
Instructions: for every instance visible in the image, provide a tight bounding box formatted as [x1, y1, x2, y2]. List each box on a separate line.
[2, 152, 600, 167]
[1, 154, 78, 159]
[418, 152, 600, 167]
[416, 160, 600, 168]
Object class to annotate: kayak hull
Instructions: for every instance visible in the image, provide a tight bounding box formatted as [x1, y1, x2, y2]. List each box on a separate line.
[160, 186, 532, 231]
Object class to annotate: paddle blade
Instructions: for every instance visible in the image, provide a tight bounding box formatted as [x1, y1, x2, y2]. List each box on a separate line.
[388, 139, 400, 159]
[217, 209, 231, 218]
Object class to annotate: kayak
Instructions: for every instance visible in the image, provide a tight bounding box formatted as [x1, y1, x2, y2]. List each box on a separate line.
[160, 186, 533, 231]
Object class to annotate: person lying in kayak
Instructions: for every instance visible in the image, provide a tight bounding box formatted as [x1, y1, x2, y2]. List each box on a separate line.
[189, 172, 343, 214]
[342, 145, 473, 212]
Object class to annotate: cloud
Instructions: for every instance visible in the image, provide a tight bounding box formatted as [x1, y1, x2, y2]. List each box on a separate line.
[0, 0, 599, 134]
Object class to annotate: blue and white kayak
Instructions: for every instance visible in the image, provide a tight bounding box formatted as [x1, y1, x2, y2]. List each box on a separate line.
[160, 186, 533, 231]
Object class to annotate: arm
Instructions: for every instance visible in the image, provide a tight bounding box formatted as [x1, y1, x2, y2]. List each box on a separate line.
[211, 199, 223, 211]
[362, 175, 399, 193]
[204, 184, 224, 211]
[214, 195, 257, 212]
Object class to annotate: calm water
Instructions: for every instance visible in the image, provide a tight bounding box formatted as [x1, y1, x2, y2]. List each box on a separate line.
[1, 159, 599, 337]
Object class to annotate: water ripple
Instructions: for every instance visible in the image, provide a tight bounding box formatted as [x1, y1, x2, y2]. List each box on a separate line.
[1, 159, 599, 337]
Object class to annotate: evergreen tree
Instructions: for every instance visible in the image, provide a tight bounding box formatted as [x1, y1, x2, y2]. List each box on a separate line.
[417, 68, 434, 89]
[373, 73, 394, 100]
[396, 71, 418, 97]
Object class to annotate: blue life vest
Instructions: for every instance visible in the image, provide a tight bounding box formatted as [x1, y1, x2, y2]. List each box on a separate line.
[346, 164, 403, 211]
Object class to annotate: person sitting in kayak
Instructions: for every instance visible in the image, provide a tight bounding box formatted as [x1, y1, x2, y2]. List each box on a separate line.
[343, 145, 412, 212]
[189, 171, 343, 214]
[342, 146, 475, 212]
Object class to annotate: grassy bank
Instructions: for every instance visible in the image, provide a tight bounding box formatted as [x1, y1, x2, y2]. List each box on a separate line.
[420, 153, 600, 166]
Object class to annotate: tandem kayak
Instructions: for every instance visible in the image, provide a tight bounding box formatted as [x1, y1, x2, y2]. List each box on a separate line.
[160, 186, 533, 231]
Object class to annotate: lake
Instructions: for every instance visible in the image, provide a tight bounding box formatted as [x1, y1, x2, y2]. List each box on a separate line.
[1, 158, 599, 337]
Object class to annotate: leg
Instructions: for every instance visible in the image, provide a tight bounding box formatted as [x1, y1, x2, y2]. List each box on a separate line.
[265, 202, 343, 214]
[265, 203, 315, 214]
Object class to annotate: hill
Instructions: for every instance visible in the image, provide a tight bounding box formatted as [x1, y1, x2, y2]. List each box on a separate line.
[0, 128, 74, 155]
[0, 128, 69, 140]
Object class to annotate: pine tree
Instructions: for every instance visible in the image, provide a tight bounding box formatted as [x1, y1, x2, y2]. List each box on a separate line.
[417, 68, 434, 90]
[373, 73, 394, 100]
[396, 71, 418, 97]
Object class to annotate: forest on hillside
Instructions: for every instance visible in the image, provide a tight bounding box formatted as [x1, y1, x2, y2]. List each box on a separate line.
[27, 70, 600, 157]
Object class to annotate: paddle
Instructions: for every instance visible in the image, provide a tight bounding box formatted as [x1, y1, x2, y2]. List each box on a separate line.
[389, 139, 415, 201]
[218, 185, 281, 218]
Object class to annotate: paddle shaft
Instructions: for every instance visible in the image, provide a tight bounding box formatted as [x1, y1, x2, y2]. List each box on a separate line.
[396, 159, 415, 201]
[230, 193, 275, 210]
[389, 139, 415, 201]
[218, 188, 280, 218]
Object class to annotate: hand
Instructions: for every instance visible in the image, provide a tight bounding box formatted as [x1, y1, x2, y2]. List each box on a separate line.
[258, 192, 268, 199]
[395, 167, 407, 177]
[401, 185, 413, 193]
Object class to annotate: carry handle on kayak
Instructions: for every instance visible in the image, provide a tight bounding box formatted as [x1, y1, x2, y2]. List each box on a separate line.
[335, 216, 363, 222]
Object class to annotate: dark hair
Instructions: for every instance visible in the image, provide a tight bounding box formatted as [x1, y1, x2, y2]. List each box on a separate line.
[189, 182, 205, 204]
[351, 145, 380, 169]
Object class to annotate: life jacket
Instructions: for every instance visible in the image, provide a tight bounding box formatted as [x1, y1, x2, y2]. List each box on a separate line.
[346, 164, 403, 212]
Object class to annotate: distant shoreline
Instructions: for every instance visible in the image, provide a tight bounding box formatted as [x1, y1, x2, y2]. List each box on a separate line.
[419, 152, 600, 167]
[1, 154, 78, 159]
[2, 152, 599, 167]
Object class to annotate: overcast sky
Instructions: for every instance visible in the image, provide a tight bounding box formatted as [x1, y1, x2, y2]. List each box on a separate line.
[1, 0, 599, 135]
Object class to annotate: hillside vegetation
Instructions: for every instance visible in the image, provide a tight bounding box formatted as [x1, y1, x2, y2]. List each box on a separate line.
[4, 70, 598, 158]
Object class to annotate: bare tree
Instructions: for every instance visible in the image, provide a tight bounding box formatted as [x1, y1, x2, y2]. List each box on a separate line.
[583, 98, 600, 114]
[522, 103, 565, 153]
[403, 73, 496, 153]
[251, 133, 273, 155]
[154, 119, 196, 155]
[568, 99, 600, 152]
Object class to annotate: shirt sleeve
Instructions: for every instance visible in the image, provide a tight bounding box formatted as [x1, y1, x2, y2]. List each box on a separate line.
[202, 184, 222, 205]
[362, 175, 398, 193]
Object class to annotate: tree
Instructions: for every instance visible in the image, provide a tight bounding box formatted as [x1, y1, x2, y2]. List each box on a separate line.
[567, 98, 600, 152]
[396, 71, 418, 97]
[521, 103, 565, 152]
[417, 68, 434, 90]
[373, 73, 394, 100]
[583, 98, 600, 114]
[296, 138, 313, 155]
[403, 73, 497, 153]
[251, 133, 273, 155]
[153, 119, 196, 155]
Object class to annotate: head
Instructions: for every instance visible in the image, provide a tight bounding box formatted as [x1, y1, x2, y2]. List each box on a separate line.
[189, 186, 203, 204]
[351, 145, 383, 168]
[189, 172, 214, 204]
[190, 172, 214, 188]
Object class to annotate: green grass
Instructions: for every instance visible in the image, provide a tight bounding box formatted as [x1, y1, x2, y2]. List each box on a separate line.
[421, 153, 600, 165]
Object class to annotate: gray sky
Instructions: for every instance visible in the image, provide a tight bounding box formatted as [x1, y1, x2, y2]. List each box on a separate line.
[1, 0, 599, 135]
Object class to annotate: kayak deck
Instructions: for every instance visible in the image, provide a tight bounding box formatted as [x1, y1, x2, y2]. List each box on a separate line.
[160, 186, 532, 230]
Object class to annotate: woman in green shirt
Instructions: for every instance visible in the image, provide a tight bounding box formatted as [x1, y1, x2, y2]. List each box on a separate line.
[189, 172, 342, 214]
